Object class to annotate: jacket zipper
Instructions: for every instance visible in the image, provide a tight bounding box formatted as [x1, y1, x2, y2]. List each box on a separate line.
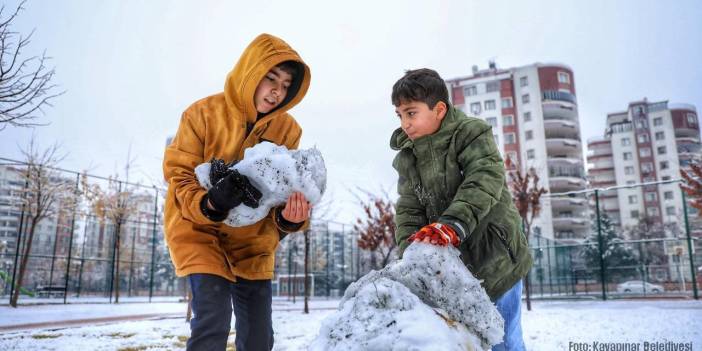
[493, 224, 517, 264]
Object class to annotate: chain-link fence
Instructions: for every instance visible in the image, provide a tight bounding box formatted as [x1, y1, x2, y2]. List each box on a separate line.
[0, 158, 185, 305]
[2, 157, 699, 305]
[527, 179, 700, 300]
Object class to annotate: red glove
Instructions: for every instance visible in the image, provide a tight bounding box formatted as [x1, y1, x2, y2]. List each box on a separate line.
[407, 223, 461, 247]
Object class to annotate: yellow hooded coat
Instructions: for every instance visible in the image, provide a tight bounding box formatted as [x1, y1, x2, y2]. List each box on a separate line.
[163, 34, 311, 281]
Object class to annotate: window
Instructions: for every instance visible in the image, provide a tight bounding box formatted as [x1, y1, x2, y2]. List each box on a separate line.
[657, 146, 666, 155]
[527, 149, 535, 159]
[522, 94, 530, 104]
[485, 100, 496, 111]
[525, 130, 533, 140]
[503, 115, 514, 125]
[486, 81, 499, 93]
[664, 191, 674, 200]
[470, 102, 481, 114]
[688, 113, 697, 125]
[507, 152, 518, 162]
[520, 76, 528, 87]
[662, 175, 671, 181]
[630, 210, 640, 219]
[638, 134, 650, 143]
[523, 111, 532, 122]
[653, 117, 663, 126]
[625, 166, 635, 175]
[647, 207, 659, 217]
[639, 148, 651, 157]
[666, 206, 676, 216]
[628, 195, 638, 204]
[623, 152, 633, 160]
[621, 138, 631, 146]
[505, 133, 516, 144]
[558, 71, 570, 84]
[642, 162, 654, 173]
[645, 192, 657, 202]
[660, 161, 669, 170]
[501, 98, 513, 109]
[486, 117, 498, 127]
[636, 119, 648, 129]
[464, 85, 477, 96]
[626, 180, 636, 185]
[655, 131, 665, 140]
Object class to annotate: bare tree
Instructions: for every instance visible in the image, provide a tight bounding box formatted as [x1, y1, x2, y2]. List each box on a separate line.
[0, 1, 63, 130]
[303, 192, 334, 314]
[505, 156, 547, 312]
[681, 160, 702, 216]
[80, 159, 137, 303]
[354, 192, 397, 270]
[10, 138, 68, 307]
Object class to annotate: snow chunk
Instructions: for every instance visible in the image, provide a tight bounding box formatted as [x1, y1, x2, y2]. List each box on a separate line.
[311, 243, 504, 351]
[194, 142, 327, 227]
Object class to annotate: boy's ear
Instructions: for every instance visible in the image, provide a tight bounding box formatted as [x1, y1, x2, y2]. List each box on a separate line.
[435, 101, 448, 120]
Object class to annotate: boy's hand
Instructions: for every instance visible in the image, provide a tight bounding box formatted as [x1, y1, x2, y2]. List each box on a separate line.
[207, 170, 262, 212]
[408, 223, 461, 247]
[281, 192, 311, 224]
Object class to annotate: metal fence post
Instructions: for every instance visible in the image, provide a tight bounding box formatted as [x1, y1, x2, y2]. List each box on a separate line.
[149, 188, 158, 302]
[595, 189, 607, 300]
[9, 169, 29, 303]
[681, 190, 699, 300]
[62, 174, 80, 303]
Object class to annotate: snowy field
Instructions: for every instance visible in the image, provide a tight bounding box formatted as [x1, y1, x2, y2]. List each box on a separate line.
[0, 299, 700, 350]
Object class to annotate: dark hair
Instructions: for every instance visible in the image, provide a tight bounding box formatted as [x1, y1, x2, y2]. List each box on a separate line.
[277, 60, 302, 82]
[391, 68, 449, 108]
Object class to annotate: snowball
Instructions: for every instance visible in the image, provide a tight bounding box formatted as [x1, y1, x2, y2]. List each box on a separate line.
[194, 142, 327, 227]
[311, 243, 504, 351]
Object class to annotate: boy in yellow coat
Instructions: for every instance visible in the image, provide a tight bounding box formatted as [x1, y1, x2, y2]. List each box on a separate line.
[163, 34, 311, 351]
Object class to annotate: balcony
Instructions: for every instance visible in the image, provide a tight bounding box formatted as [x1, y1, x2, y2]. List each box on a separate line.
[675, 125, 699, 138]
[542, 102, 578, 121]
[552, 216, 589, 229]
[677, 137, 702, 154]
[550, 197, 588, 211]
[549, 177, 586, 192]
[546, 138, 581, 158]
[544, 119, 580, 139]
[542, 90, 577, 105]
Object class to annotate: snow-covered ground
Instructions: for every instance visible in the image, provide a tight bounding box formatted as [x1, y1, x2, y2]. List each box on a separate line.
[0, 299, 700, 350]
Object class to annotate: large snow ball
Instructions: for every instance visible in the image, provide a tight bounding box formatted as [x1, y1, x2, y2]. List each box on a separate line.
[308, 276, 481, 351]
[311, 243, 504, 351]
[194, 142, 327, 227]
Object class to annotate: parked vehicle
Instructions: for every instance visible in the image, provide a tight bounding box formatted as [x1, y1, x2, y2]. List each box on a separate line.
[616, 280, 664, 294]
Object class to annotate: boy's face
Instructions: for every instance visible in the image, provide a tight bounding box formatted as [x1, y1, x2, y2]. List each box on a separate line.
[395, 100, 447, 140]
[254, 66, 293, 114]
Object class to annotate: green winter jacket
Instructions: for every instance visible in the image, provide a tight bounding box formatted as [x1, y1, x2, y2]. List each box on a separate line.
[390, 105, 533, 301]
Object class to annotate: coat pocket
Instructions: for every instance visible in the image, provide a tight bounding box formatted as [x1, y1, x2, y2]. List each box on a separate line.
[489, 223, 517, 264]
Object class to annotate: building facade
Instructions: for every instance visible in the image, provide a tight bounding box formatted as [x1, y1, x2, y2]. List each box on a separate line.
[446, 62, 588, 242]
[587, 100, 700, 229]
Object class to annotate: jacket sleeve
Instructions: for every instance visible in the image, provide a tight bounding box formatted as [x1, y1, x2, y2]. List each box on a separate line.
[439, 121, 505, 241]
[163, 111, 217, 226]
[273, 122, 310, 235]
[393, 153, 427, 255]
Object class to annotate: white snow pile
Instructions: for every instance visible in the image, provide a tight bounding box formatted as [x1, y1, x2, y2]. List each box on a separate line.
[310, 243, 504, 351]
[194, 142, 327, 227]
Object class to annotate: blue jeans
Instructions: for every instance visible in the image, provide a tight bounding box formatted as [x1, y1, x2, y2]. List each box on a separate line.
[187, 273, 273, 351]
[492, 280, 526, 351]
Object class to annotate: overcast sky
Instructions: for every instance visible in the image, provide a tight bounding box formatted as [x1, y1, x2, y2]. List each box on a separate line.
[1, 0, 701, 223]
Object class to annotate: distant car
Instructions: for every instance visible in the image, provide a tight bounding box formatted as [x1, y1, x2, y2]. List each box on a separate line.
[616, 280, 664, 294]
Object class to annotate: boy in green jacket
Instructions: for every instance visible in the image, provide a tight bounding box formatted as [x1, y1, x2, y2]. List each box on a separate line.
[390, 68, 533, 351]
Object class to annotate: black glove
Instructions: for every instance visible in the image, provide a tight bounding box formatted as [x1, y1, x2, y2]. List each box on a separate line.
[207, 169, 262, 212]
[209, 158, 239, 185]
